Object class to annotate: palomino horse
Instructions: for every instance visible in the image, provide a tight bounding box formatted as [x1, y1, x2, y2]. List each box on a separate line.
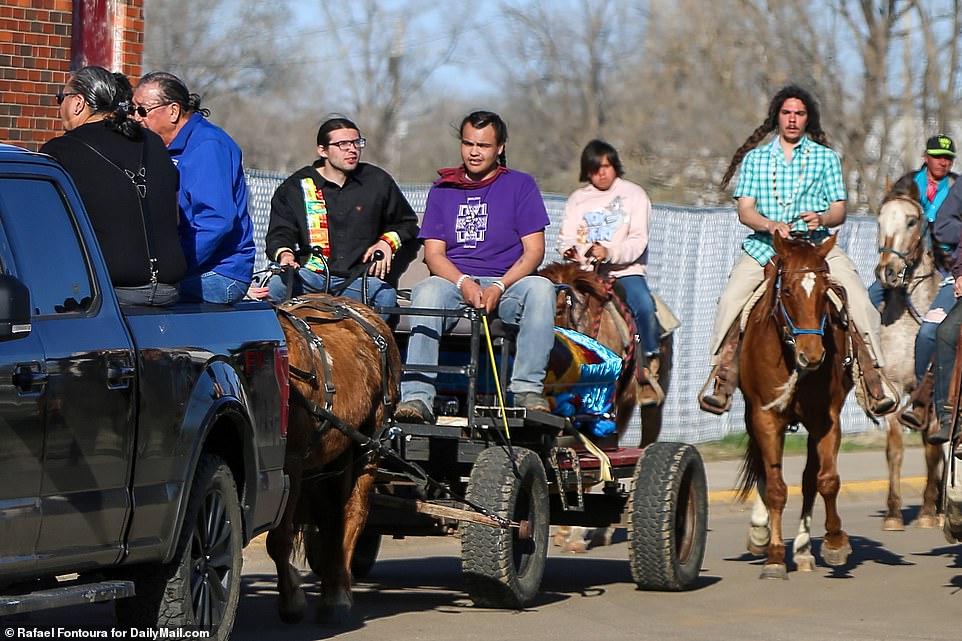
[874, 176, 944, 530]
[739, 232, 853, 579]
[265, 293, 400, 624]
[538, 262, 673, 551]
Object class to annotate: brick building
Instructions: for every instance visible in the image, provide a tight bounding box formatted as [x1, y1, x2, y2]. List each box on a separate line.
[0, 0, 144, 150]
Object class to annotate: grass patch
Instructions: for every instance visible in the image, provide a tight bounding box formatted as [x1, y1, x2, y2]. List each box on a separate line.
[695, 429, 902, 462]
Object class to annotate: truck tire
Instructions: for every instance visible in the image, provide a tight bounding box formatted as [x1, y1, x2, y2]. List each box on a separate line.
[304, 526, 381, 579]
[461, 446, 549, 609]
[628, 442, 708, 591]
[116, 454, 243, 640]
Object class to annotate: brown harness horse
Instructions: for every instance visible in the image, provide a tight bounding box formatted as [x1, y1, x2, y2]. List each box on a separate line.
[874, 177, 943, 531]
[738, 232, 853, 579]
[265, 293, 400, 624]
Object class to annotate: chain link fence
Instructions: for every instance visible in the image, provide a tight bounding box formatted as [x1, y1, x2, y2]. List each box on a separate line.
[246, 169, 885, 444]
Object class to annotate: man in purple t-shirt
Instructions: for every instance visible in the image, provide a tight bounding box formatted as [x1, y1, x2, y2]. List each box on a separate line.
[395, 110, 556, 423]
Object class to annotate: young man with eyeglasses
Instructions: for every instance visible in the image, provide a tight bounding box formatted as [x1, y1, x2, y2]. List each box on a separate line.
[265, 116, 419, 310]
[132, 71, 255, 305]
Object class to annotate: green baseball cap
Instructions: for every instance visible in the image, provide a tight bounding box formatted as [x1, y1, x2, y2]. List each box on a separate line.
[926, 134, 956, 157]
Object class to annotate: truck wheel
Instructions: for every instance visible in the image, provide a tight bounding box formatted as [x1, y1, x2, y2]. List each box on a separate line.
[305, 526, 380, 579]
[116, 454, 243, 640]
[628, 442, 708, 591]
[461, 447, 549, 609]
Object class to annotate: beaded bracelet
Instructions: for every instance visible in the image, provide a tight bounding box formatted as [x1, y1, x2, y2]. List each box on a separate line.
[456, 274, 471, 290]
[378, 232, 401, 253]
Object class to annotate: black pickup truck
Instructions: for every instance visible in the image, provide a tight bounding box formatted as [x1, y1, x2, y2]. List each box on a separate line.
[0, 144, 289, 638]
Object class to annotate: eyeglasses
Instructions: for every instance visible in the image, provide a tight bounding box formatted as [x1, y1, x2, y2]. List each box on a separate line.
[134, 103, 170, 118]
[326, 138, 366, 151]
[55, 91, 79, 105]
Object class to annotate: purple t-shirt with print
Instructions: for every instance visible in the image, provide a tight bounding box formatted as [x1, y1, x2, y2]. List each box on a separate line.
[419, 169, 550, 277]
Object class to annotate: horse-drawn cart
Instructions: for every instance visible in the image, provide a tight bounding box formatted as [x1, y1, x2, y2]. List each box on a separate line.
[300, 299, 708, 609]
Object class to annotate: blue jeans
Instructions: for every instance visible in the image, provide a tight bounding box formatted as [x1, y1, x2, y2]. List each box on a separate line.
[268, 268, 397, 317]
[400, 275, 555, 408]
[617, 275, 659, 356]
[868, 280, 884, 309]
[181, 271, 248, 304]
[915, 279, 956, 381]
[114, 282, 179, 306]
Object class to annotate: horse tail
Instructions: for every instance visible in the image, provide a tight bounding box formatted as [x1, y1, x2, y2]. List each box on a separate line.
[736, 434, 762, 502]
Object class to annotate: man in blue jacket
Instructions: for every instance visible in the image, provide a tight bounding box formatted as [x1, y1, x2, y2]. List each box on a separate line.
[133, 72, 254, 304]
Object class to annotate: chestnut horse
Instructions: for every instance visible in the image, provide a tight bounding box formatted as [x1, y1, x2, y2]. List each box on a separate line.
[265, 293, 400, 624]
[538, 262, 674, 551]
[739, 233, 853, 579]
[873, 177, 943, 530]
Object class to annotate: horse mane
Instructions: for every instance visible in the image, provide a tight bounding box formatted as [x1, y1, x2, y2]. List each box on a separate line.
[883, 172, 921, 205]
[539, 262, 611, 303]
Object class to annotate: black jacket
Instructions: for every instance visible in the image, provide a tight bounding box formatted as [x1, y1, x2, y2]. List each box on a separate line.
[265, 162, 419, 277]
[41, 121, 187, 287]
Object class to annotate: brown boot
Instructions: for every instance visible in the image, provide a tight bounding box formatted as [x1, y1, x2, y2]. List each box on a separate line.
[898, 370, 933, 431]
[849, 327, 899, 417]
[699, 323, 740, 415]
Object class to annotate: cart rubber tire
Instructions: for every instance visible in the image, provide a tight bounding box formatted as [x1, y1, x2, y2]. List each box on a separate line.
[116, 454, 243, 640]
[304, 526, 381, 579]
[628, 442, 708, 591]
[461, 447, 549, 609]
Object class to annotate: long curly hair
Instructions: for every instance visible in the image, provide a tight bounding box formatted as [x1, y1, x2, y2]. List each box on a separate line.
[720, 85, 829, 190]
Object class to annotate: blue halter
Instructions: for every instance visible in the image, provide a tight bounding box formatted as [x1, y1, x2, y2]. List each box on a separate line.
[774, 269, 828, 342]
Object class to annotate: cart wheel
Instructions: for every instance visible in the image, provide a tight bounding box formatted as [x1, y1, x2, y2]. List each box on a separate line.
[304, 526, 381, 579]
[462, 446, 549, 608]
[351, 529, 381, 579]
[628, 442, 708, 591]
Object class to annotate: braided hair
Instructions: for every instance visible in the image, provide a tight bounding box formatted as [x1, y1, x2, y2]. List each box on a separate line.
[138, 71, 210, 119]
[68, 66, 143, 140]
[720, 85, 828, 190]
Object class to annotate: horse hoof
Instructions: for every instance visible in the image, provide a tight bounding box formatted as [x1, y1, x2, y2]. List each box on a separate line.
[820, 542, 853, 567]
[278, 604, 306, 625]
[552, 526, 572, 547]
[759, 564, 788, 580]
[913, 514, 939, 529]
[562, 540, 588, 554]
[277, 587, 307, 624]
[794, 555, 816, 572]
[315, 602, 351, 626]
[882, 517, 904, 531]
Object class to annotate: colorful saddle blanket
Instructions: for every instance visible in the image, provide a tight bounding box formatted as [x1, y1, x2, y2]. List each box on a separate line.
[544, 326, 623, 437]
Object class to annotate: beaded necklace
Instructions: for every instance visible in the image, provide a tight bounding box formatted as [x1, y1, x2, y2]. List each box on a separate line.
[771, 143, 811, 209]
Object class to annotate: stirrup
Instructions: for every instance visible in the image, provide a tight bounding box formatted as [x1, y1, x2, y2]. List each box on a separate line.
[698, 374, 732, 415]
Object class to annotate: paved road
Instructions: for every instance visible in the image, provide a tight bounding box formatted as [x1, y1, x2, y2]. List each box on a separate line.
[9, 447, 959, 641]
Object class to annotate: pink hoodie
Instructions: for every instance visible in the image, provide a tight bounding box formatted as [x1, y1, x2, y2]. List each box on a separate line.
[558, 176, 652, 278]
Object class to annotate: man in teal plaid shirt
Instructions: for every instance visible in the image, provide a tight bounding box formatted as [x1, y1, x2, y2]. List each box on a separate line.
[699, 85, 898, 417]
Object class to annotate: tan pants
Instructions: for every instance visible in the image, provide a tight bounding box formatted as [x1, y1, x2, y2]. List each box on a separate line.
[708, 248, 884, 366]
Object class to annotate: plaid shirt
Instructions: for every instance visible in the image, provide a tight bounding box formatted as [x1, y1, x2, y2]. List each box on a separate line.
[734, 136, 846, 265]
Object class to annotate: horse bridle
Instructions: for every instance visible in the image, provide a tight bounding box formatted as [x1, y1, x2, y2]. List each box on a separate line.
[773, 265, 830, 346]
[877, 195, 925, 286]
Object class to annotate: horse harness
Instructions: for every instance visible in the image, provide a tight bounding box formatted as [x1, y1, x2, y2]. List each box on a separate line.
[877, 195, 933, 323]
[276, 297, 393, 460]
[772, 263, 831, 344]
